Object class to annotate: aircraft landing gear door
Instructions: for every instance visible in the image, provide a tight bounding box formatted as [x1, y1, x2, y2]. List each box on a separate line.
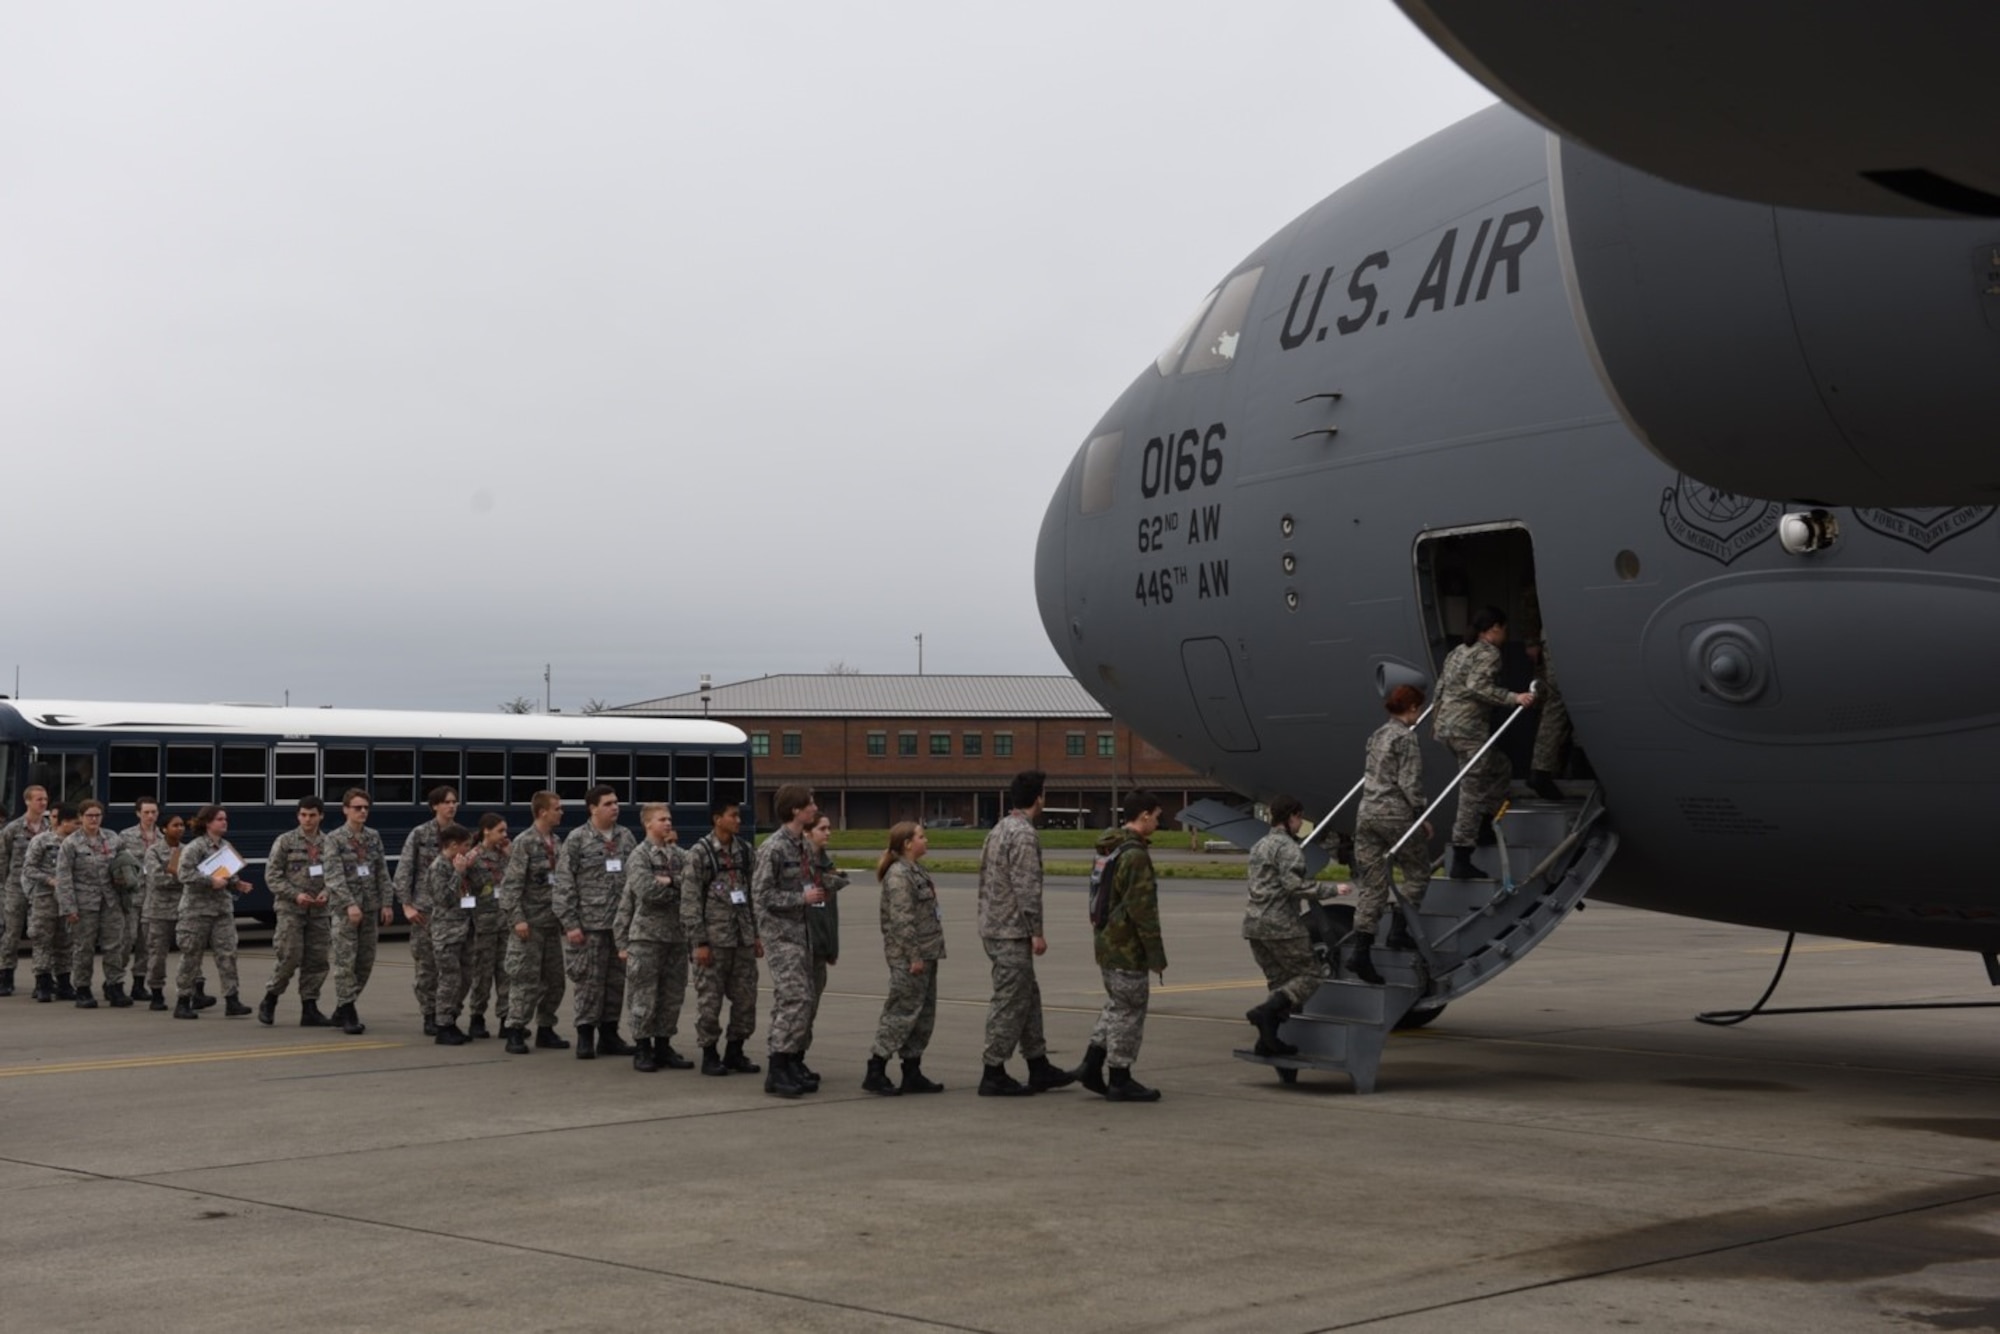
[1180, 637, 1261, 752]
[554, 749, 591, 805]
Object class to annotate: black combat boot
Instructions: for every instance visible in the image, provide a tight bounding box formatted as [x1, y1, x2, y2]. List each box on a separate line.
[224, 991, 253, 1017]
[658, 1043, 693, 1070]
[148, 989, 167, 1012]
[701, 1044, 728, 1076]
[105, 981, 131, 1009]
[173, 994, 198, 1019]
[596, 1024, 634, 1057]
[722, 1039, 760, 1074]
[763, 1053, 805, 1099]
[128, 977, 148, 1002]
[337, 1003, 367, 1035]
[422, 1014, 438, 1037]
[193, 978, 217, 1009]
[257, 991, 278, 1025]
[0, 967, 16, 996]
[1026, 1054, 1077, 1092]
[1384, 908, 1417, 951]
[1346, 931, 1386, 985]
[633, 1037, 659, 1073]
[1448, 847, 1489, 881]
[74, 985, 98, 1009]
[434, 1021, 467, 1046]
[979, 1064, 1032, 1097]
[32, 972, 53, 1003]
[535, 1025, 570, 1049]
[504, 1026, 529, 1055]
[862, 1054, 901, 1095]
[55, 973, 75, 1001]
[899, 1058, 943, 1094]
[300, 999, 330, 1027]
[1529, 770, 1566, 801]
[1071, 1043, 1108, 1095]
[794, 1056, 821, 1092]
[1245, 995, 1299, 1056]
[574, 1026, 596, 1060]
[467, 1014, 490, 1040]
[1105, 1067, 1162, 1102]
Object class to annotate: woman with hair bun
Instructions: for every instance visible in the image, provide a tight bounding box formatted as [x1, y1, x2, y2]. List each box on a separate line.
[1347, 685, 1435, 984]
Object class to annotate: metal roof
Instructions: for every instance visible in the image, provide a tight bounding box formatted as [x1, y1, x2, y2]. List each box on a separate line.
[609, 675, 1112, 720]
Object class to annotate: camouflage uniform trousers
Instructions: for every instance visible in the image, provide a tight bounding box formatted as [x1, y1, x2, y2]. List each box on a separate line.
[331, 914, 379, 1007]
[432, 913, 473, 1025]
[1089, 967, 1150, 1069]
[692, 946, 757, 1047]
[68, 907, 127, 992]
[465, 917, 507, 1023]
[870, 959, 938, 1061]
[804, 956, 831, 1053]
[409, 917, 437, 1021]
[1351, 819, 1433, 935]
[1, 885, 27, 972]
[267, 908, 332, 1001]
[1532, 674, 1571, 775]
[28, 892, 73, 977]
[764, 935, 815, 1057]
[626, 941, 689, 1042]
[142, 916, 178, 994]
[1445, 735, 1511, 847]
[563, 929, 625, 1028]
[175, 912, 239, 998]
[504, 918, 566, 1031]
[1248, 936, 1323, 1008]
[107, 895, 141, 985]
[981, 936, 1048, 1066]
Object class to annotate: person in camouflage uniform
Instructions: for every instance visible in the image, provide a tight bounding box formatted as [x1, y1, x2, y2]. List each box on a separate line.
[976, 770, 1074, 1097]
[173, 805, 253, 1018]
[261, 796, 334, 1027]
[1527, 636, 1571, 800]
[554, 785, 637, 1060]
[56, 800, 124, 1007]
[420, 823, 476, 1045]
[752, 786, 827, 1098]
[681, 798, 761, 1076]
[1076, 792, 1167, 1103]
[499, 791, 568, 1054]
[137, 812, 185, 1010]
[460, 814, 510, 1040]
[1241, 796, 1329, 1053]
[25, 806, 78, 1002]
[1433, 606, 1536, 880]
[393, 786, 458, 1035]
[863, 821, 945, 1097]
[1349, 685, 1436, 984]
[323, 788, 391, 1035]
[0, 785, 52, 997]
[614, 803, 692, 1072]
[802, 813, 846, 1071]
[116, 798, 166, 1002]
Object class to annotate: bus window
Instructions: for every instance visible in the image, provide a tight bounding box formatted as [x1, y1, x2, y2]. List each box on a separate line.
[108, 743, 161, 805]
[634, 753, 672, 803]
[675, 754, 709, 807]
[714, 755, 748, 806]
[593, 751, 632, 804]
[323, 747, 366, 803]
[374, 748, 415, 805]
[166, 745, 214, 805]
[554, 750, 590, 803]
[421, 748, 461, 796]
[508, 750, 549, 806]
[40, 752, 97, 807]
[220, 746, 267, 805]
[465, 750, 505, 805]
[273, 746, 318, 803]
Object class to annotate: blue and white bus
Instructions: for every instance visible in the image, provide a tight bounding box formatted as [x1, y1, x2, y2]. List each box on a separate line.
[0, 699, 752, 917]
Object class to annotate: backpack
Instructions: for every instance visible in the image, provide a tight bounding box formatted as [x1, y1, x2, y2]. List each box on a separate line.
[109, 847, 144, 895]
[1087, 846, 1126, 929]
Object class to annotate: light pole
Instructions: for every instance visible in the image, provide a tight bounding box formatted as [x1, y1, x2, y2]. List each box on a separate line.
[699, 673, 712, 717]
[914, 633, 924, 675]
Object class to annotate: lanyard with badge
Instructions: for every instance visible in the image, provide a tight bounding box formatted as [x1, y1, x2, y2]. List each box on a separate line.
[601, 829, 623, 876]
[306, 837, 324, 886]
[717, 840, 748, 906]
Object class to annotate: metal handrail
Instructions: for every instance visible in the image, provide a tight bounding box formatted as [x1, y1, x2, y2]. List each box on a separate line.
[1387, 683, 1537, 858]
[1307, 703, 1435, 845]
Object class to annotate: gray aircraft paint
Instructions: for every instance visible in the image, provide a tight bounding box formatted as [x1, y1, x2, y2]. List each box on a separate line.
[1036, 104, 2000, 953]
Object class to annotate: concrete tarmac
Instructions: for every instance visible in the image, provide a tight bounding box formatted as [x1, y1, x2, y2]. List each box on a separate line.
[5, 877, 1999, 1332]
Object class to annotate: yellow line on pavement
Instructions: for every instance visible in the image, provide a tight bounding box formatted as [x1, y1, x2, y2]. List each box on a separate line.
[0, 1040, 402, 1079]
[1150, 979, 1270, 994]
[1746, 942, 1889, 955]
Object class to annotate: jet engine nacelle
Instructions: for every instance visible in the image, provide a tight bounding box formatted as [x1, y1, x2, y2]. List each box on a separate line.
[1558, 140, 2000, 506]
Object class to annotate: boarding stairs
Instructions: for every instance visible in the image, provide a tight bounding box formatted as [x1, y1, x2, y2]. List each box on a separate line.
[1178, 696, 1619, 1093]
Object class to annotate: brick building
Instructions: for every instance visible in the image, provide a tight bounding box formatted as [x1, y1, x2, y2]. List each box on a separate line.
[606, 675, 1232, 830]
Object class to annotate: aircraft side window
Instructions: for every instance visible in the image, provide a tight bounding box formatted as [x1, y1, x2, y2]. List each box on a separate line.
[1156, 288, 1218, 376]
[1078, 433, 1123, 514]
[1179, 267, 1263, 375]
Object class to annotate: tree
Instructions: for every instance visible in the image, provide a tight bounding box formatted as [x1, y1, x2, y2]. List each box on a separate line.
[499, 696, 537, 715]
[582, 698, 608, 715]
[826, 660, 861, 675]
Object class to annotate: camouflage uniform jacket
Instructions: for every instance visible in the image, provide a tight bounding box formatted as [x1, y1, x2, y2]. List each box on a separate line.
[499, 827, 562, 928]
[393, 820, 447, 912]
[462, 843, 507, 925]
[553, 822, 637, 933]
[1242, 829, 1313, 941]
[751, 826, 812, 947]
[122, 826, 167, 912]
[56, 827, 120, 915]
[23, 829, 64, 899]
[416, 855, 465, 919]
[613, 839, 688, 949]
[139, 836, 183, 920]
[1091, 827, 1166, 973]
[323, 825, 388, 914]
[175, 833, 245, 918]
[976, 812, 1043, 940]
[681, 833, 757, 948]
[1432, 640, 1516, 744]
[879, 858, 945, 964]
[266, 829, 332, 916]
[1356, 719, 1427, 828]
[806, 847, 847, 961]
[1, 814, 49, 894]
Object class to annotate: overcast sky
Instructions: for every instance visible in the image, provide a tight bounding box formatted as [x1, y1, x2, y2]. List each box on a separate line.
[0, 2, 1492, 713]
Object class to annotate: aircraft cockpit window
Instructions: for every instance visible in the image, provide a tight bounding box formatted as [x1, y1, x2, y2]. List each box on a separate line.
[1156, 289, 1218, 376]
[1078, 432, 1122, 514]
[1179, 267, 1263, 375]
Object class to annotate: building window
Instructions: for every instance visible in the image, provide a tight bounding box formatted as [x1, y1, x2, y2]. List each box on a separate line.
[962, 732, 982, 757]
[929, 732, 951, 756]
[750, 732, 770, 758]
[866, 731, 886, 757]
[993, 732, 1013, 758]
[1066, 732, 1085, 757]
[1097, 732, 1115, 758]
[898, 731, 917, 756]
[781, 731, 802, 757]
